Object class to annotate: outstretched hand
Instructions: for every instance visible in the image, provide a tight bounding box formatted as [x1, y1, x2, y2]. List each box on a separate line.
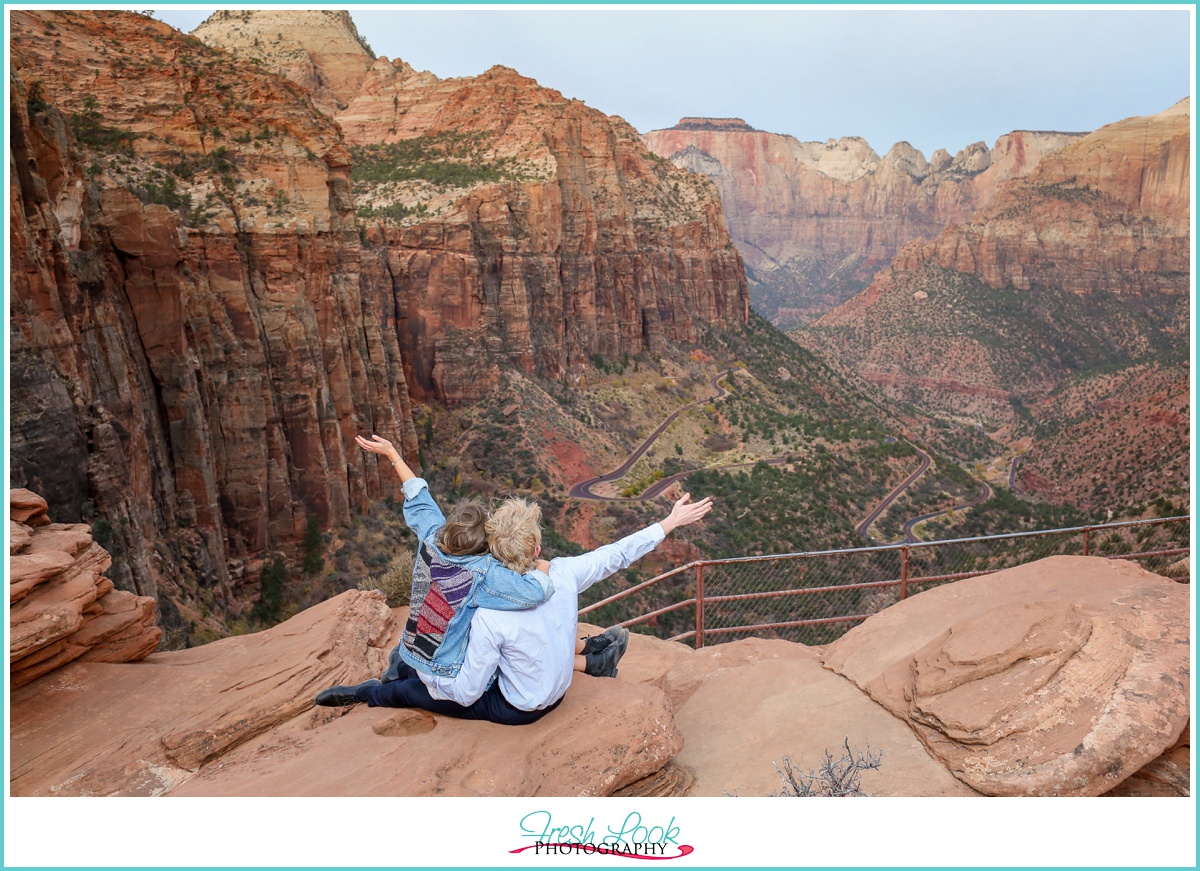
[355, 434, 399, 463]
[659, 492, 714, 535]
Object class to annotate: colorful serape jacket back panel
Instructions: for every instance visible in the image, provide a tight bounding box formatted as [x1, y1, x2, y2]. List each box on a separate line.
[403, 540, 476, 664]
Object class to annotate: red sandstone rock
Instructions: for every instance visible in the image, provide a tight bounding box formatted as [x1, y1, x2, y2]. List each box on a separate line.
[643, 119, 1082, 323]
[820, 556, 1191, 796]
[196, 12, 748, 405]
[9, 567, 1186, 797]
[11, 595, 681, 797]
[10, 489, 49, 524]
[9, 491, 162, 689]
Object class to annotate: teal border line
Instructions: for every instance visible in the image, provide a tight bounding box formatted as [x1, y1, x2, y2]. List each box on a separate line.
[3, 2, 1196, 871]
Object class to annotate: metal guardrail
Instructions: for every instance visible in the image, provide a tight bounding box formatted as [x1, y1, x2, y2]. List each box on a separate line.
[578, 516, 1190, 648]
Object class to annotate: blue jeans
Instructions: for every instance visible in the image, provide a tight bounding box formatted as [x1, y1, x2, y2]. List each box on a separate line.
[364, 660, 562, 726]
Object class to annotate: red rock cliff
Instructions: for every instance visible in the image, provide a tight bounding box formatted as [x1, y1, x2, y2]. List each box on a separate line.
[9, 10, 418, 632]
[200, 11, 750, 405]
[799, 100, 1189, 510]
[643, 119, 1083, 323]
[893, 98, 1191, 295]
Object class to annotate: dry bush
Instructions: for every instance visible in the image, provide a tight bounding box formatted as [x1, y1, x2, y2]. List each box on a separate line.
[357, 549, 414, 607]
[771, 738, 883, 797]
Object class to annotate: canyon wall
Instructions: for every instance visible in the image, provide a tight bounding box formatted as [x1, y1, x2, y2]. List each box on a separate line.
[643, 118, 1083, 325]
[198, 12, 750, 405]
[10, 10, 417, 633]
[885, 98, 1191, 296]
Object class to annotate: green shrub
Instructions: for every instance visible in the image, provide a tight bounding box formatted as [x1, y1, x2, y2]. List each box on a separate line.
[303, 516, 324, 575]
[68, 95, 136, 155]
[254, 556, 287, 622]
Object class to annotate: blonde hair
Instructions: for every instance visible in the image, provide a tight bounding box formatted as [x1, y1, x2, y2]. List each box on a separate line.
[486, 498, 542, 573]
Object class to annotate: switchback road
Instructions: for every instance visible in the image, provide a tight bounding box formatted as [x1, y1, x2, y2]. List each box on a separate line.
[899, 481, 993, 544]
[855, 446, 932, 542]
[569, 371, 732, 500]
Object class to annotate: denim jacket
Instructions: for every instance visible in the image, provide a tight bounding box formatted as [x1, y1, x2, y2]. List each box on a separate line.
[398, 478, 551, 678]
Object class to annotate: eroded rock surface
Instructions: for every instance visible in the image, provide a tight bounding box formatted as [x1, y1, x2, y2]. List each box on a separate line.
[821, 555, 1191, 796]
[11, 596, 682, 798]
[11, 590, 393, 795]
[636, 636, 976, 797]
[643, 118, 1082, 324]
[9, 489, 162, 689]
[10, 10, 418, 635]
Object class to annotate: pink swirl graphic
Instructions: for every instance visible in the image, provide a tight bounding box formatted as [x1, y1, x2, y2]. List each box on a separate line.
[508, 843, 694, 860]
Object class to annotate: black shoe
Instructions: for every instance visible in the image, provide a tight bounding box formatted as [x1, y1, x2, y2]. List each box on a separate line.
[381, 645, 409, 684]
[315, 678, 381, 706]
[584, 627, 629, 678]
[579, 625, 624, 656]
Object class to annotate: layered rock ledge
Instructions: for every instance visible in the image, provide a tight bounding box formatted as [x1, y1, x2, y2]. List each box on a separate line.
[9, 489, 162, 689]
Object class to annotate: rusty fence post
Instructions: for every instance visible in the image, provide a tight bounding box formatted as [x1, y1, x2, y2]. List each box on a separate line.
[1083, 528, 1091, 556]
[695, 563, 706, 649]
[900, 546, 910, 600]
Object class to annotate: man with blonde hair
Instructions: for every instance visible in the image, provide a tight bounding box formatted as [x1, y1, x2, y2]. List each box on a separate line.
[485, 497, 543, 573]
[333, 491, 713, 725]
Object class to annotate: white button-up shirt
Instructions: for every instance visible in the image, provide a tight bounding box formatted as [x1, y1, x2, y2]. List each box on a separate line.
[423, 523, 666, 710]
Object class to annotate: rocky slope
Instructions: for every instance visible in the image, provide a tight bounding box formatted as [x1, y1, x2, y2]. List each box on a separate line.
[9, 10, 418, 636]
[643, 117, 1083, 326]
[10, 550, 1188, 799]
[199, 11, 750, 406]
[1016, 358, 1189, 512]
[799, 100, 1189, 511]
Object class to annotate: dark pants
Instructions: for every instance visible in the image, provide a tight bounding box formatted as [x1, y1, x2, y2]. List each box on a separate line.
[364, 659, 561, 726]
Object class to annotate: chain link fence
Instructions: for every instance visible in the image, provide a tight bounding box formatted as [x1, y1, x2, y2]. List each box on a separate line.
[578, 516, 1190, 648]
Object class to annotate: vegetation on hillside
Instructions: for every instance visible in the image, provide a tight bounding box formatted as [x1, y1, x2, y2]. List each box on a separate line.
[802, 263, 1186, 423]
[349, 134, 531, 189]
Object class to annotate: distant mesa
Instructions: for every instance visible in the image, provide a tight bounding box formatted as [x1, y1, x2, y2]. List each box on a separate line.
[668, 117, 759, 132]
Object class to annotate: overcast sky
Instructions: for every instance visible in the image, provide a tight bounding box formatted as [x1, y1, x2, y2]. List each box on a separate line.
[153, 5, 1192, 157]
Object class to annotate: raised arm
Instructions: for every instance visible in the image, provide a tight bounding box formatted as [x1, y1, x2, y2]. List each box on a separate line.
[658, 492, 714, 535]
[356, 434, 415, 483]
[552, 492, 713, 594]
[356, 433, 444, 540]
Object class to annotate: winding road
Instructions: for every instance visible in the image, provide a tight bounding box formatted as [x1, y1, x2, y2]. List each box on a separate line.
[1008, 455, 1024, 495]
[856, 442, 995, 545]
[898, 480, 993, 544]
[854, 445, 932, 542]
[568, 371, 732, 500]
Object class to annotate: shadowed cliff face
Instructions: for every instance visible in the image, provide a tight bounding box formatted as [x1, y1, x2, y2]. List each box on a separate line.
[197, 11, 750, 405]
[9, 10, 418, 634]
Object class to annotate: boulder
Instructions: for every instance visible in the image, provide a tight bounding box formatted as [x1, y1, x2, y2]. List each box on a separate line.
[10, 488, 49, 525]
[821, 555, 1190, 796]
[11, 590, 393, 795]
